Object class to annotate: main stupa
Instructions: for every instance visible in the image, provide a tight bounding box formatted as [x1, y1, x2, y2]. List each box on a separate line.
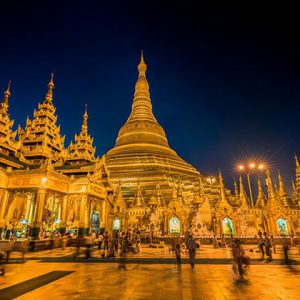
[105, 53, 212, 205]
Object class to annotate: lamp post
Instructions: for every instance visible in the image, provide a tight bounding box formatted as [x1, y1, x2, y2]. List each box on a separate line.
[237, 162, 265, 208]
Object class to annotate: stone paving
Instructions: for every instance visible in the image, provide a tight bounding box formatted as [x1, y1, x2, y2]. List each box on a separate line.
[0, 245, 299, 299]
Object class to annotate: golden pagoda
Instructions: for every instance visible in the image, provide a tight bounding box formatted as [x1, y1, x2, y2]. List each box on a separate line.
[0, 55, 299, 240]
[105, 53, 205, 205]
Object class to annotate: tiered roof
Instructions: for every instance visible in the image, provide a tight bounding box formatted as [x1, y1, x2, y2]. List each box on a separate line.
[18, 74, 65, 164]
[67, 106, 96, 164]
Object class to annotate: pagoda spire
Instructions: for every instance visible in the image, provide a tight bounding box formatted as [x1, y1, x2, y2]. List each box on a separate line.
[294, 154, 300, 204]
[216, 170, 231, 209]
[0, 82, 18, 152]
[266, 169, 282, 208]
[82, 104, 88, 134]
[114, 52, 169, 148]
[255, 178, 267, 208]
[1, 81, 11, 113]
[155, 182, 166, 207]
[278, 171, 294, 208]
[233, 177, 239, 202]
[219, 171, 227, 201]
[114, 182, 126, 213]
[239, 175, 251, 208]
[177, 180, 184, 206]
[18, 74, 65, 164]
[67, 106, 96, 163]
[134, 181, 145, 206]
[45, 73, 54, 104]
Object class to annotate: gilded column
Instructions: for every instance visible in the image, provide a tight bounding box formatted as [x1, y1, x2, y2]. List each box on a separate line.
[78, 194, 88, 237]
[101, 200, 107, 232]
[30, 188, 46, 239]
[0, 189, 9, 237]
[59, 194, 68, 235]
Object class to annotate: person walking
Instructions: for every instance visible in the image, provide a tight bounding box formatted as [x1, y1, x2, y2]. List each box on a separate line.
[97, 233, 104, 251]
[270, 235, 276, 254]
[187, 235, 197, 269]
[232, 239, 246, 279]
[5, 222, 13, 240]
[258, 231, 265, 259]
[118, 237, 127, 270]
[175, 243, 182, 269]
[282, 235, 290, 265]
[264, 232, 272, 262]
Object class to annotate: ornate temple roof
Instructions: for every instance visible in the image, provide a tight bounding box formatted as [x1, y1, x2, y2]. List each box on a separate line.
[0, 82, 19, 153]
[67, 106, 96, 163]
[18, 74, 65, 164]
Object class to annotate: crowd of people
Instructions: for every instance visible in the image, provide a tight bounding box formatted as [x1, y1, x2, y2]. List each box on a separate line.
[77, 229, 142, 261]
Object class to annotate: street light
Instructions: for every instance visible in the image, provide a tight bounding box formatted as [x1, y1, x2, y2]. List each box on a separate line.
[206, 176, 216, 184]
[237, 162, 266, 208]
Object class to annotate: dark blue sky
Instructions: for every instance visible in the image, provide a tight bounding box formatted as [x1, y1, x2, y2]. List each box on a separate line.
[0, 1, 299, 192]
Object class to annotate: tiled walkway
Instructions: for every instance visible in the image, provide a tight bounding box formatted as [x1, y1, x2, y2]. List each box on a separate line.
[0, 245, 299, 299]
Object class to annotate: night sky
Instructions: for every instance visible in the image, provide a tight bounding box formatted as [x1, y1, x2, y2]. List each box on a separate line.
[0, 1, 299, 193]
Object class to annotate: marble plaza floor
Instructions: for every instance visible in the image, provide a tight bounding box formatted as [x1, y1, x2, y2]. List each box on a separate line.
[0, 245, 299, 299]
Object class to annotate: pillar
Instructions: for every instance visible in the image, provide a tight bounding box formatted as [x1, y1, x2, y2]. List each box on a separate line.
[58, 194, 68, 235]
[0, 189, 9, 237]
[101, 200, 107, 232]
[30, 188, 46, 239]
[78, 194, 88, 237]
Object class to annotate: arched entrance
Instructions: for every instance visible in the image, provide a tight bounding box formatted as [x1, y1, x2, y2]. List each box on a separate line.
[169, 217, 180, 234]
[277, 218, 288, 235]
[222, 217, 234, 235]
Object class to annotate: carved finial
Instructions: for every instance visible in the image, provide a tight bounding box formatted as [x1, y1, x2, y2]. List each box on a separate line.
[81, 104, 88, 133]
[138, 50, 147, 76]
[2, 81, 11, 111]
[45, 73, 55, 103]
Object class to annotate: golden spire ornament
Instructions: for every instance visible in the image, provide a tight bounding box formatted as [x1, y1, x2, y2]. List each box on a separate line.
[45, 73, 55, 103]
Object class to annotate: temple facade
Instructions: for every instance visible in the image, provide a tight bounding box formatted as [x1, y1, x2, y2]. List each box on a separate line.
[0, 55, 299, 239]
[0, 77, 115, 239]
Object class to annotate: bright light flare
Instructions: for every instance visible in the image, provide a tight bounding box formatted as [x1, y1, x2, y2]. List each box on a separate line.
[249, 163, 256, 169]
[238, 165, 244, 170]
[258, 164, 265, 170]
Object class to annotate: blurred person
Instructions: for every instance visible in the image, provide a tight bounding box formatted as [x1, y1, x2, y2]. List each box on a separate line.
[282, 235, 290, 265]
[232, 239, 250, 279]
[97, 232, 104, 251]
[175, 243, 181, 269]
[187, 235, 197, 269]
[257, 231, 265, 259]
[136, 230, 141, 252]
[264, 232, 272, 262]
[221, 234, 226, 248]
[270, 235, 276, 254]
[85, 234, 93, 260]
[103, 231, 109, 256]
[118, 237, 127, 270]
[5, 221, 13, 240]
